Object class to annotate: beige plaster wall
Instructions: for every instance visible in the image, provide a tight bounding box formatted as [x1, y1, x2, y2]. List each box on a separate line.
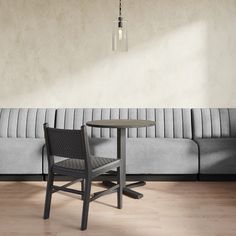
[0, 0, 235, 108]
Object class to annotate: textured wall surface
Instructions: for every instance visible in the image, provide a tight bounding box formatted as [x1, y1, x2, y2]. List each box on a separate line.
[0, 0, 235, 107]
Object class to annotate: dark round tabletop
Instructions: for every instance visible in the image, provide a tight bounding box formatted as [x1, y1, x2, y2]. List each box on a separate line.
[86, 119, 156, 129]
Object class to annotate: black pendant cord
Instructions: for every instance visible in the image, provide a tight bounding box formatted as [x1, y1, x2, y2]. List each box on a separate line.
[118, 0, 122, 27]
[119, 0, 122, 17]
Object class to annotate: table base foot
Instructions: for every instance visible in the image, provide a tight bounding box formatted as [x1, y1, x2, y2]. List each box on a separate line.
[102, 181, 146, 199]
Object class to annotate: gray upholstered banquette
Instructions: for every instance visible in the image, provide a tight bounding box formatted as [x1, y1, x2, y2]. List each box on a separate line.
[0, 108, 55, 174]
[192, 108, 236, 174]
[43, 108, 198, 175]
[1, 107, 236, 177]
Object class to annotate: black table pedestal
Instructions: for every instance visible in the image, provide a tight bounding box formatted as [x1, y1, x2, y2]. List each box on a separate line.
[102, 180, 146, 199]
[102, 128, 146, 199]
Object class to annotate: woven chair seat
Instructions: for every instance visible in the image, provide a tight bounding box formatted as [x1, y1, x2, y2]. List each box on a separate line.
[53, 156, 119, 172]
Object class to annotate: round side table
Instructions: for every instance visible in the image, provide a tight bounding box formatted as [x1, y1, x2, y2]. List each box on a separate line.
[87, 119, 156, 199]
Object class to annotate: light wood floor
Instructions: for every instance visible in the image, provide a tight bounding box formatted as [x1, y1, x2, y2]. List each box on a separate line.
[1, 181, 236, 236]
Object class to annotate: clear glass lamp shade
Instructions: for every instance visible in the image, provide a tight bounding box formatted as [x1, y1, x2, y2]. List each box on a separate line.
[112, 20, 128, 52]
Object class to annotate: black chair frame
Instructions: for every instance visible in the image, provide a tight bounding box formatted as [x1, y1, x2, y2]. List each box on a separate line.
[43, 123, 124, 230]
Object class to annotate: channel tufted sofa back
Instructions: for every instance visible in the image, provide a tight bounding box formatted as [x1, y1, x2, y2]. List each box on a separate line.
[192, 108, 236, 139]
[56, 108, 192, 139]
[0, 108, 56, 138]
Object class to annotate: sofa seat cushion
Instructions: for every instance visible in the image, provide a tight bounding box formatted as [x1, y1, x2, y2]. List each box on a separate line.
[91, 138, 199, 174]
[91, 138, 198, 174]
[195, 138, 236, 174]
[44, 138, 198, 175]
[125, 138, 198, 174]
[0, 138, 44, 174]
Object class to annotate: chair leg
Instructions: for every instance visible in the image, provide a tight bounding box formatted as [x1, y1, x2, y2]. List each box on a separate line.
[43, 172, 54, 219]
[81, 179, 91, 231]
[81, 179, 85, 200]
[117, 166, 123, 209]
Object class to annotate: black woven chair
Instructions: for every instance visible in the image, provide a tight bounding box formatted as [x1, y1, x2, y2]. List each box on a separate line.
[43, 123, 124, 230]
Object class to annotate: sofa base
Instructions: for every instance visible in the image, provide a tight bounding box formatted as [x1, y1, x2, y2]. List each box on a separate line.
[0, 174, 197, 181]
[199, 174, 236, 181]
[95, 174, 198, 181]
[0, 174, 43, 181]
[2, 174, 236, 181]
[44, 174, 197, 181]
